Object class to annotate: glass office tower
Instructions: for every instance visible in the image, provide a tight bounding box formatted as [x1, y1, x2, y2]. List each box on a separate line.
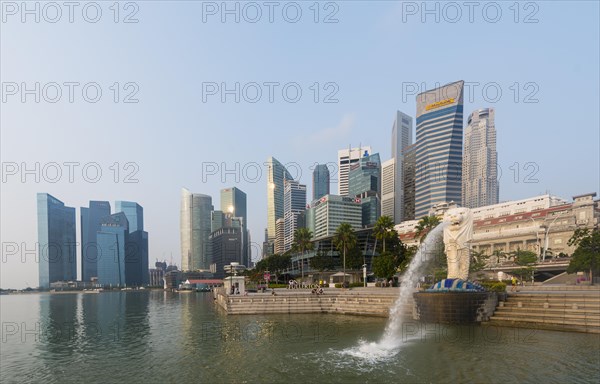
[81, 201, 111, 281]
[415, 80, 464, 218]
[37, 193, 77, 289]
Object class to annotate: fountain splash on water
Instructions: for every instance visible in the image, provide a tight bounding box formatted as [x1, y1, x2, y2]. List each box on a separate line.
[339, 223, 447, 361]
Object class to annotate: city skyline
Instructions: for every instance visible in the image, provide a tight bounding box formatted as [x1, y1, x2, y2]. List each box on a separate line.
[2, 2, 599, 289]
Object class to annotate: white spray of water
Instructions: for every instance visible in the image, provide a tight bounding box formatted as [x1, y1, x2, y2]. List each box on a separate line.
[339, 223, 447, 361]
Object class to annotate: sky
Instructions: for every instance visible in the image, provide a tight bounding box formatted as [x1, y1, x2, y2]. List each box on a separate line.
[1, 1, 599, 289]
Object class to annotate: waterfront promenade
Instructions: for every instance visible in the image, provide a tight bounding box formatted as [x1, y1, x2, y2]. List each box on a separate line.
[215, 287, 401, 317]
[215, 285, 600, 333]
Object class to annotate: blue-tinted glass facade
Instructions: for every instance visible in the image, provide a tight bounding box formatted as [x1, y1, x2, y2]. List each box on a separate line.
[415, 81, 464, 218]
[115, 201, 144, 232]
[312, 164, 330, 201]
[81, 201, 111, 281]
[97, 213, 129, 286]
[347, 153, 381, 227]
[37, 193, 77, 288]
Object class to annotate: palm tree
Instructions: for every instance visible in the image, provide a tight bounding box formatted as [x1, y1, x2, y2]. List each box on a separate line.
[292, 228, 314, 282]
[414, 215, 441, 243]
[373, 215, 395, 254]
[333, 223, 357, 287]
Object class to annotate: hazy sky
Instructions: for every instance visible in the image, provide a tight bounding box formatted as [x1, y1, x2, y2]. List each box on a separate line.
[1, 1, 599, 289]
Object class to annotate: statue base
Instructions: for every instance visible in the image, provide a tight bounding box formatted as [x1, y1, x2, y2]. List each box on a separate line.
[413, 279, 497, 324]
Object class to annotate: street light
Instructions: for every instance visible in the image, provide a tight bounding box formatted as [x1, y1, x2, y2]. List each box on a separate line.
[542, 213, 566, 261]
[529, 217, 542, 262]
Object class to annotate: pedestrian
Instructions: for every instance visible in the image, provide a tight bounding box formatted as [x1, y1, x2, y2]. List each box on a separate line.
[511, 276, 517, 292]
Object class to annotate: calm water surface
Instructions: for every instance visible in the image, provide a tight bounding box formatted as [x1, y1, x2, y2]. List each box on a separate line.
[1, 291, 599, 383]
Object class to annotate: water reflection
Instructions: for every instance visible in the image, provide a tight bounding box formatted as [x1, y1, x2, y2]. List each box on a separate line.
[1, 292, 598, 383]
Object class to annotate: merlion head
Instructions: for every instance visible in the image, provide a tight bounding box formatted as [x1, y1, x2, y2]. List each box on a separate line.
[443, 207, 471, 231]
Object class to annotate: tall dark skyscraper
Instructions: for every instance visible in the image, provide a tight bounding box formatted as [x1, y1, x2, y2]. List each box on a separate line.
[220, 187, 249, 266]
[81, 201, 111, 281]
[37, 193, 77, 288]
[114, 201, 149, 286]
[97, 208, 149, 287]
[97, 213, 129, 286]
[415, 80, 464, 218]
[312, 164, 330, 201]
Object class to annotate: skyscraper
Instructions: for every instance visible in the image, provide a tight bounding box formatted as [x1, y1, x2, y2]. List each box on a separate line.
[81, 201, 111, 282]
[115, 201, 144, 232]
[348, 152, 381, 227]
[37, 193, 77, 289]
[97, 213, 129, 286]
[113, 201, 149, 286]
[337, 146, 372, 196]
[381, 158, 395, 220]
[275, 218, 285, 255]
[180, 188, 213, 271]
[391, 111, 413, 223]
[402, 143, 417, 221]
[415, 80, 464, 218]
[463, 108, 499, 208]
[307, 195, 362, 239]
[283, 179, 307, 252]
[265, 157, 293, 249]
[312, 164, 330, 200]
[220, 187, 249, 266]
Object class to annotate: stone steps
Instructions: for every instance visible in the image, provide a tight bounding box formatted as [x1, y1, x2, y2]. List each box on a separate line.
[488, 292, 600, 333]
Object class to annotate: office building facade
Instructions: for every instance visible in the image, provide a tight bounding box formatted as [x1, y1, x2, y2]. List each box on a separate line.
[391, 111, 413, 223]
[283, 179, 307, 252]
[403, 143, 417, 221]
[462, 108, 499, 209]
[381, 158, 395, 220]
[180, 188, 213, 271]
[348, 152, 381, 227]
[337, 146, 372, 196]
[80, 200, 111, 281]
[265, 157, 293, 249]
[415, 80, 464, 218]
[37, 193, 77, 289]
[312, 164, 330, 200]
[96, 213, 129, 286]
[220, 187, 249, 267]
[307, 195, 362, 239]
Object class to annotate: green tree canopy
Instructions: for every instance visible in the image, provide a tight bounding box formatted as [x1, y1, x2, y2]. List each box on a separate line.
[567, 229, 600, 280]
[292, 227, 314, 280]
[333, 223, 357, 286]
[415, 215, 441, 243]
[310, 250, 335, 272]
[372, 252, 397, 279]
[373, 216, 397, 253]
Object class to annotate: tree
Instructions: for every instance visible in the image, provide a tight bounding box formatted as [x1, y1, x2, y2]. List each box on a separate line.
[373, 216, 396, 253]
[372, 252, 397, 279]
[346, 245, 364, 270]
[567, 229, 600, 285]
[414, 215, 441, 243]
[469, 249, 489, 273]
[310, 250, 335, 272]
[333, 223, 357, 287]
[292, 228, 314, 282]
[510, 249, 537, 283]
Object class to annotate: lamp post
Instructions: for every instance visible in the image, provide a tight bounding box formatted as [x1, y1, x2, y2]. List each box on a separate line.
[542, 212, 566, 261]
[529, 217, 542, 262]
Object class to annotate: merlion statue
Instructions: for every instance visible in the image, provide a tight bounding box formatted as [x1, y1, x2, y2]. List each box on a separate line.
[443, 207, 473, 281]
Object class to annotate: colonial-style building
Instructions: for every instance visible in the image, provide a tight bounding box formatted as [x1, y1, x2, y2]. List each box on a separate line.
[397, 193, 599, 263]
